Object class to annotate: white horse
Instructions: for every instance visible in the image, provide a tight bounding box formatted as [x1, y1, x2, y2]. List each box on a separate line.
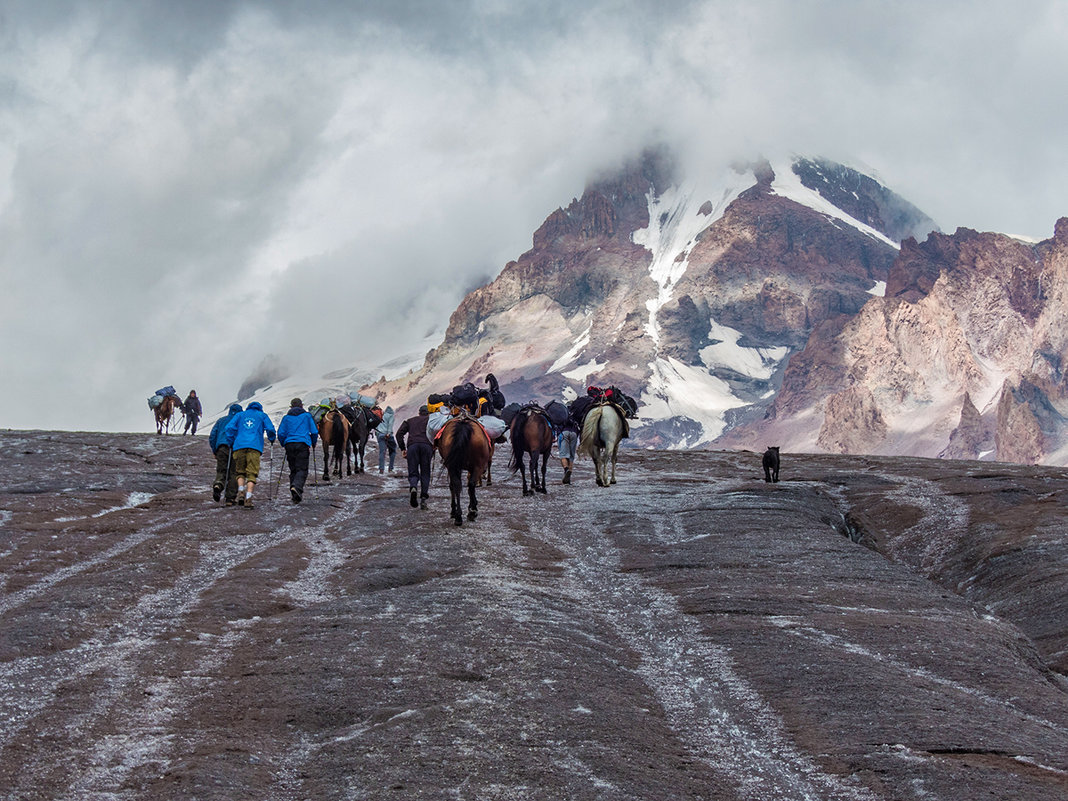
[578, 403, 625, 486]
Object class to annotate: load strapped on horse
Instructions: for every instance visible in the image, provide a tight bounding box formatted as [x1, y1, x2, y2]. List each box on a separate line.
[147, 386, 185, 434]
[424, 375, 509, 443]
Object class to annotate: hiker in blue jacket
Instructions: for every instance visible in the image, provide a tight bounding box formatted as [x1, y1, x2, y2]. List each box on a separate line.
[277, 398, 318, 503]
[222, 401, 276, 508]
[209, 403, 243, 503]
[375, 404, 396, 474]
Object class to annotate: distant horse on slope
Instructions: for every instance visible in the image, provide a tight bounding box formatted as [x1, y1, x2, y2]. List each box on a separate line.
[318, 409, 350, 481]
[578, 402, 625, 487]
[154, 394, 185, 435]
[436, 415, 494, 526]
[508, 406, 554, 496]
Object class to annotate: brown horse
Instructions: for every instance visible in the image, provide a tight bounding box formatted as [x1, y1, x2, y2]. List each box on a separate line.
[154, 394, 185, 435]
[508, 406, 554, 496]
[317, 409, 350, 481]
[436, 415, 494, 526]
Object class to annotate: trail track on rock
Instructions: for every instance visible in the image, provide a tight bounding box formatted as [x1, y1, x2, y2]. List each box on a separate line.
[1, 432, 1067, 800]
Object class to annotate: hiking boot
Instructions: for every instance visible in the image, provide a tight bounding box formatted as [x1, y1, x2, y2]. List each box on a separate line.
[409, 487, 418, 508]
[420, 497, 427, 510]
[225, 500, 236, 507]
[291, 486, 301, 504]
[212, 483, 222, 502]
[237, 495, 245, 506]
[244, 497, 254, 509]
[563, 469, 571, 484]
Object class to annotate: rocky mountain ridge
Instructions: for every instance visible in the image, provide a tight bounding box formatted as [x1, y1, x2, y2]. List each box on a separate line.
[359, 149, 943, 446]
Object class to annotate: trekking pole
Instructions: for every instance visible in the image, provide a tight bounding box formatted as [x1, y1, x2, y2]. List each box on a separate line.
[268, 441, 275, 502]
[275, 445, 286, 499]
[223, 447, 233, 504]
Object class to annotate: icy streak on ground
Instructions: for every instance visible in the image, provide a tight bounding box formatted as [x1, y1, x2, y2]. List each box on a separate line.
[512, 473, 878, 801]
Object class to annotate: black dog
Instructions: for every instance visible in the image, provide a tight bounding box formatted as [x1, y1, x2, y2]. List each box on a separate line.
[762, 446, 780, 483]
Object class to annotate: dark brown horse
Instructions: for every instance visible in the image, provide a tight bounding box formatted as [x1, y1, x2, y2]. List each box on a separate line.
[317, 409, 350, 481]
[436, 415, 494, 526]
[154, 394, 185, 435]
[508, 406, 554, 496]
[340, 404, 370, 475]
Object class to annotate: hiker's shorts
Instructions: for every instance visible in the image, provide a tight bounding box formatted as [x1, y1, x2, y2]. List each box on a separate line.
[233, 448, 262, 482]
[558, 429, 578, 461]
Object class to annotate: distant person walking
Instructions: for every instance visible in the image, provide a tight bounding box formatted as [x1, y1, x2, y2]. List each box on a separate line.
[222, 401, 276, 508]
[557, 412, 581, 484]
[183, 390, 203, 435]
[397, 405, 433, 509]
[209, 402, 243, 504]
[376, 404, 397, 474]
[277, 398, 318, 504]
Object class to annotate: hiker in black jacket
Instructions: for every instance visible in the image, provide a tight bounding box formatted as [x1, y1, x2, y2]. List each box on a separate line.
[183, 390, 203, 435]
[397, 405, 433, 509]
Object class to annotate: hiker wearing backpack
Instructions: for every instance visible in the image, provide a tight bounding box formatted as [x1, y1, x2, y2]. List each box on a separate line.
[397, 405, 433, 509]
[557, 410, 581, 485]
[222, 401, 276, 508]
[209, 402, 242, 504]
[277, 398, 318, 504]
[375, 404, 397, 474]
[183, 390, 203, 435]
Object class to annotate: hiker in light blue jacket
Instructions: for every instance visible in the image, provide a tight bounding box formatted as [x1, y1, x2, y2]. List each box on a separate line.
[375, 404, 396, 473]
[222, 401, 276, 508]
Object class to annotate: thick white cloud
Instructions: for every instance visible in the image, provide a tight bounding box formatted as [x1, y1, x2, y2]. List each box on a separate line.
[1, 0, 1065, 430]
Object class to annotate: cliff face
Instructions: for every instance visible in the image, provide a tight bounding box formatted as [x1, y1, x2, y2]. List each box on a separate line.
[724, 219, 1068, 463]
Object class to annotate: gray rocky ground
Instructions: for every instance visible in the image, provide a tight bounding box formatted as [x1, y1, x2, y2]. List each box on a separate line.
[1, 431, 1066, 800]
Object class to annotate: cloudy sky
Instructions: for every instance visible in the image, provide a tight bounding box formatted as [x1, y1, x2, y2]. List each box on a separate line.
[2, 0, 1066, 431]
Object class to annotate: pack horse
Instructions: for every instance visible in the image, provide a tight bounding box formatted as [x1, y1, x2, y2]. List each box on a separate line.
[578, 402, 625, 487]
[436, 416, 494, 526]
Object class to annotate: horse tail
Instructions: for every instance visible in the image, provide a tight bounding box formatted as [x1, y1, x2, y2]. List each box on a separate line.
[578, 407, 602, 458]
[508, 410, 528, 472]
[442, 420, 473, 473]
[600, 405, 622, 450]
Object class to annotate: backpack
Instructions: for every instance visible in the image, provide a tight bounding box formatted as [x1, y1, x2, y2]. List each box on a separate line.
[500, 402, 523, 425]
[545, 400, 569, 427]
[364, 405, 381, 430]
[452, 382, 478, 406]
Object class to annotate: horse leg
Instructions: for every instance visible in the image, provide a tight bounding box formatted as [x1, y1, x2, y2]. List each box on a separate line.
[467, 471, 478, 521]
[450, 469, 463, 526]
[610, 445, 618, 485]
[536, 450, 548, 494]
[520, 456, 531, 496]
[322, 443, 331, 481]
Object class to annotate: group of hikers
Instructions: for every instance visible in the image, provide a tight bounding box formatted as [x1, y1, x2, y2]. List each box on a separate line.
[206, 397, 396, 507]
[189, 374, 638, 510]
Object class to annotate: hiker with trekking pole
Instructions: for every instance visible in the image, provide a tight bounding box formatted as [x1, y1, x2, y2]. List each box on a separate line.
[209, 403, 243, 505]
[276, 398, 318, 504]
[221, 401, 276, 509]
